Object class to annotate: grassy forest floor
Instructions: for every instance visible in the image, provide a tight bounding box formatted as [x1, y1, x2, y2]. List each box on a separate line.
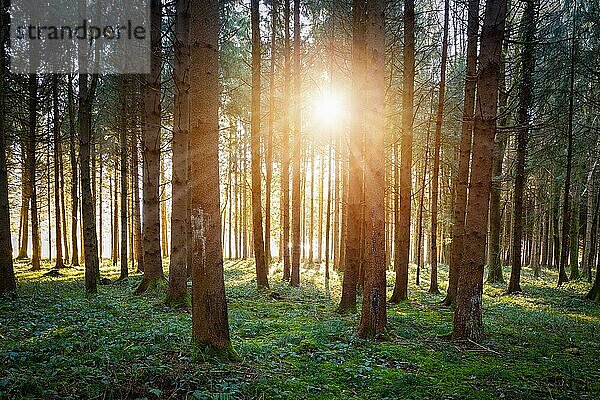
[1, 259, 599, 400]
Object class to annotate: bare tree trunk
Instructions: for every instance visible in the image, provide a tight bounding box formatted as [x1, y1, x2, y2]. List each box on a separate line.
[582, 158, 597, 281]
[135, 0, 165, 294]
[0, 0, 16, 293]
[390, 0, 415, 303]
[281, 0, 291, 281]
[251, 0, 268, 289]
[52, 75, 64, 269]
[119, 76, 129, 280]
[290, 0, 302, 287]
[508, 0, 536, 294]
[558, 7, 577, 286]
[339, 0, 366, 314]
[453, 0, 507, 341]
[68, 76, 79, 266]
[167, 0, 190, 306]
[429, 0, 449, 296]
[132, 118, 143, 272]
[265, 0, 278, 266]
[358, 0, 386, 338]
[28, 75, 41, 272]
[444, 0, 478, 306]
[190, 0, 233, 355]
[79, 67, 100, 293]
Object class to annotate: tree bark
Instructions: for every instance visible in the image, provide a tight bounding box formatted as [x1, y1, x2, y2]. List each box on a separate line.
[119, 76, 129, 280]
[358, 0, 386, 338]
[390, 0, 415, 303]
[167, 0, 191, 306]
[251, 0, 269, 289]
[135, 0, 165, 294]
[339, 0, 366, 314]
[444, 0, 479, 306]
[290, 0, 302, 287]
[452, 0, 507, 342]
[0, 0, 16, 293]
[67, 75, 79, 266]
[190, 0, 233, 355]
[281, 0, 291, 281]
[507, 0, 536, 294]
[429, 0, 449, 296]
[52, 75, 65, 269]
[27, 75, 41, 272]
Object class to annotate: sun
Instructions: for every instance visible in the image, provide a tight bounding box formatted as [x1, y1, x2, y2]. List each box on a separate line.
[311, 92, 347, 131]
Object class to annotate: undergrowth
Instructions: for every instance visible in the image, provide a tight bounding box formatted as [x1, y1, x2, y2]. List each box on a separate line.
[1, 259, 599, 399]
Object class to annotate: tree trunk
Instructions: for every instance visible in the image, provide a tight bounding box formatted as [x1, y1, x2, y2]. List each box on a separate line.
[27, 75, 41, 272]
[358, 0, 386, 338]
[167, 0, 190, 306]
[68, 76, 79, 267]
[265, 0, 278, 266]
[339, 0, 366, 314]
[444, 0, 478, 306]
[132, 118, 143, 272]
[452, 0, 507, 342]
[290, 0, 302, 287]
[119, 76, 129, 280]
[508, 0, 536, 293]
[190, 0, 233, 355]
[429, 0, 449, 296]
[135, 0, 165, 294]
[558, 8, 577, 286]
[79, 68, 100, 293]
[281, 0, 291, 281]
[52, 75, 65, 269]
[582, 160, 597, 281]
[390, 0, 414, 303]
[0, 0, 16, 293]
[251, 0, 269, 289]
[161, 157, 169, 258]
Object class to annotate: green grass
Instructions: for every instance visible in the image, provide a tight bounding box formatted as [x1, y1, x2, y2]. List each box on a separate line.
[1, 259, 599, 399]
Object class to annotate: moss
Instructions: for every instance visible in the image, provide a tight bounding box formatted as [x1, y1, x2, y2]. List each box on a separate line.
[164, 290, 191, 309]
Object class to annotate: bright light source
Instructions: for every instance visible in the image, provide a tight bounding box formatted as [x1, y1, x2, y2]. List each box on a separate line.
[311, 92, 347, 131]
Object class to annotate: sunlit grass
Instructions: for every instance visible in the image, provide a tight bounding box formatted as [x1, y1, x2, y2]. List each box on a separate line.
[1, 258, 599, 399]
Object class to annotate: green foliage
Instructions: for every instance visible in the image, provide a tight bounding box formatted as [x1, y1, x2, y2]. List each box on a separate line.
[1, 260, 599, 399]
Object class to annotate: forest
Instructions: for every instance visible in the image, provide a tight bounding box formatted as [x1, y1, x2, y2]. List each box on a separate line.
[1, 0, 600, 398]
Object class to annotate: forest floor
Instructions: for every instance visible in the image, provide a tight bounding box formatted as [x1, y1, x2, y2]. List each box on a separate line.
[1, 259, 599, 399]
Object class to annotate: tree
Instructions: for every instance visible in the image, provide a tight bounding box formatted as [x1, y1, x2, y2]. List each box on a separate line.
[453, 0, 507, 341]
[390, 0, 415, 303]
[27, 74, 41, 272]
[0, 0, 16, 294]
[338, 0, 366, 314]
[281, 0, 291, 281]
[67, 76, 79, 267]
[507, 0, 536, 294]
[119, 76, 129, 280]
[52, 76, 65, 269]
[190, 0, 233, 355]
[558, 2, 577, 286]
[168, 0, 191, 306]
[445, 0, 479, 306]
[264, 0, 278, 266]
[135, 0, 165, 294]
[357, 0, 386, 338]
[251, 0, 269, 289]
[290, 0, 302, 287]
[429, 0, 449, 296]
